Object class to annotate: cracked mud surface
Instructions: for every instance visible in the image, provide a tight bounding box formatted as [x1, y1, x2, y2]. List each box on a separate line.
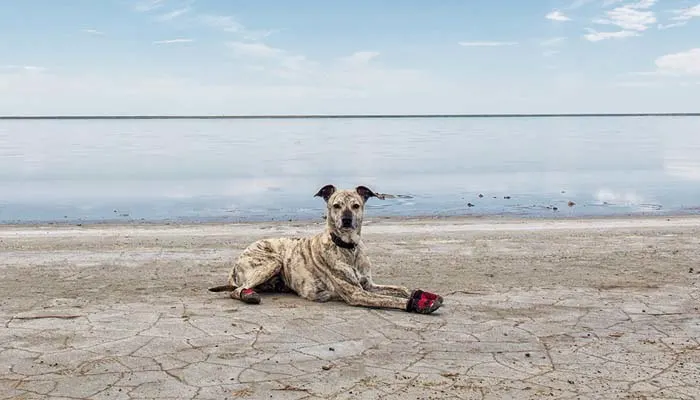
[1, 216, 699, 399]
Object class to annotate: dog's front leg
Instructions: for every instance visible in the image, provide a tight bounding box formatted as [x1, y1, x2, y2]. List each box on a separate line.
[355, 256, 413, 298]
[332, 278, 408, 310]
[320, 262, 442, 313]
[364, 281, 412, 298]
[363, 280, 445, 314]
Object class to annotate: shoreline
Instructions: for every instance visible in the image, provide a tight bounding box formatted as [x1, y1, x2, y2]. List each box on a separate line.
[2, 210, 700, 230]
[0, 210, 700, 230]
[3, 112, 700, 119]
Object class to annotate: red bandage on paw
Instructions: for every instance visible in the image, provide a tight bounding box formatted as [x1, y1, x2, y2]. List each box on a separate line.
[406, 289, 443, 314]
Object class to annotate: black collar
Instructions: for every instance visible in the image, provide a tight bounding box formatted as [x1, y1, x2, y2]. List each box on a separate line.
[330, 232, 356, 250]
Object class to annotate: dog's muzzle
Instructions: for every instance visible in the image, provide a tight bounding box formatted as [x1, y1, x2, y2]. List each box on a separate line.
[340, 211, 355, 228]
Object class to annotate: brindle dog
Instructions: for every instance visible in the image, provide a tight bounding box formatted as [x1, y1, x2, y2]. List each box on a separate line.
[209, 185, 443, 314]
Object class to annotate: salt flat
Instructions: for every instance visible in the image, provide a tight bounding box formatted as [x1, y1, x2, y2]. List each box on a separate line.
[1, 216, 699, 399]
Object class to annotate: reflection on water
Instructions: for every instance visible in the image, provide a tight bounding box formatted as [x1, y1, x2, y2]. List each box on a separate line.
[1, 116, 700, 223]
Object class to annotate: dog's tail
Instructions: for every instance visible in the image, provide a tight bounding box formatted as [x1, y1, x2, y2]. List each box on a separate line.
[208, 284, 237, 292]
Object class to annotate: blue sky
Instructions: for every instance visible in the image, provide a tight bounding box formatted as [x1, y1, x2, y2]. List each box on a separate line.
[1, 0, 699, 115]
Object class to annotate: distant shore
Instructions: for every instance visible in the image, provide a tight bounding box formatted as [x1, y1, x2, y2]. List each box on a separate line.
[2, 207, 700, 227]
[2, 112, 700, 120]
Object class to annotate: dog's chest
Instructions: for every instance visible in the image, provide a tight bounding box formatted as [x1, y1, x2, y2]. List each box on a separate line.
[280, 236, 364, 279]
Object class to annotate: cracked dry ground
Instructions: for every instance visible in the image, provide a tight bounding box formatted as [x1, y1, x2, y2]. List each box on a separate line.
[1, 217, 699, 399]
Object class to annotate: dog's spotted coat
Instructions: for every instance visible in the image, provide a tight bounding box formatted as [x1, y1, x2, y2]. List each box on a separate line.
[209, 185, 443, 314]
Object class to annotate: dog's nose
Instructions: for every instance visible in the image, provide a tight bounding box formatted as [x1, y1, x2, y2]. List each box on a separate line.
[341, 217, 353, 227]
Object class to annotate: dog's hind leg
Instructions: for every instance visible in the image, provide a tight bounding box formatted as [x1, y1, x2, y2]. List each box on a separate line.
[228, 244, 284, 305]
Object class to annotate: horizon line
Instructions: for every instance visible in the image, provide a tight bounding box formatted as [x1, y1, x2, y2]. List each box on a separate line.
[1, 113, 700, 120]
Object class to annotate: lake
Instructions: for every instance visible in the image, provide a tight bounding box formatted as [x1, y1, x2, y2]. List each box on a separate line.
[1, 116, 700, 224]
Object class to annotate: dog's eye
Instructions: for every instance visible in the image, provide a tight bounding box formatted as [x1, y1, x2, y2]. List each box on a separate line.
[333, 204, 342, 209]
[352, 204, 360, 210]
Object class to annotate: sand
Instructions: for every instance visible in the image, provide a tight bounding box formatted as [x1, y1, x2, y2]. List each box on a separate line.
[1, 215, 699, 399]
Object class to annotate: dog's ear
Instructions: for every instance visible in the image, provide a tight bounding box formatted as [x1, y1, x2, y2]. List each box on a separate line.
[355, 185, 385, 202]
[314, 184, 336, 202]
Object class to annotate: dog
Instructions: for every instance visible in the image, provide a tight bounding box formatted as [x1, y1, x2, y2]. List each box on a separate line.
[209, 184, 443, 314]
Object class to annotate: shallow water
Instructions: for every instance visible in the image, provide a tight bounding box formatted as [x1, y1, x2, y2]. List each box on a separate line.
[1, 116, 700, 223]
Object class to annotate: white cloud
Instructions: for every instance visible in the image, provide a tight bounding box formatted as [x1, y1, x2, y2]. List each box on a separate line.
[227, 42, 284, 58]
[222, 45, 434, 104]
[568, 0, 595, 9]
[654, 48, 700, 75]
[23, 66, 45, 72]
[626, 70, 666, 76]
[568, 0, 627, 9]
[0, 65, 46, 72]
[584, 0, 657, 41]
[658, 4, 700, 29]
[583, 28, 639, 41]
[546, 10, 571, 21]
[337, 51, 380, 66]
[458, 41, 518, 47]
[275, 55, 318, 79]
[540, 37, 567, 46]
[198, 14, 276, 41]
[81, 29, 105, 36]
[156, 7, 190, 21]
[134, 0, 165, 12]
[152, 38, 194, 44]
[324, 52, 431, 95]
[226, 41, 319, 80]
[629, 48, 700, 77]
[198, 14, 243, 31]
[658, 21, 688, 30]
[614, 80, 663, 87]
[540, 37, 566, 58]
[681, 4, 700, 18]
[602, 0, 625, 6]
[593, 1, 656, 30]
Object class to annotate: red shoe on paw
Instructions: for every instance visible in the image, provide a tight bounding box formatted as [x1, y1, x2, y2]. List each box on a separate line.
[406, 289, 443, 314]
[239, 288, 261, 304]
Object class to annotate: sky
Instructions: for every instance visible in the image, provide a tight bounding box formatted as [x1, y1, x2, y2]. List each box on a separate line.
[1, 0, 699, 115]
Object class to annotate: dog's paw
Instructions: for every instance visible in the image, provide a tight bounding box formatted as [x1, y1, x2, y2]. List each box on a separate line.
[237, 288, 261, 304]
[406, 289, 443, 314]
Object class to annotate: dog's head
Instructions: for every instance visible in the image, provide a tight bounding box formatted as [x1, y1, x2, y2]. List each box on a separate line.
[314, 184, 385, 238]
